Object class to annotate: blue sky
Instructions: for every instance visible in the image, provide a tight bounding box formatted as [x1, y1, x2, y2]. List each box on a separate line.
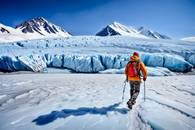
[0, 0, 195, 38]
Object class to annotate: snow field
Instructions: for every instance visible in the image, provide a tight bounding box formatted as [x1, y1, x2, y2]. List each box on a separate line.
[0, 74, 194, 130]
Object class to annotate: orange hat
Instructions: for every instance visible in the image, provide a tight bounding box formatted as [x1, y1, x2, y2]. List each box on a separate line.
[133, 52, 139, 57]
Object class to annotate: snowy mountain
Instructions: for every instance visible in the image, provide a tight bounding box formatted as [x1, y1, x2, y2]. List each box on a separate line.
[16, 17, 71, 38]
[181, 36, 195, 42]
[96, 22, 148, 38]
[0, 17, 71, 43]
[96, 22, 171, 39]
[0, 24, 10, 34]
[137, 26, 171, 39]
[0, 23, 27, 42]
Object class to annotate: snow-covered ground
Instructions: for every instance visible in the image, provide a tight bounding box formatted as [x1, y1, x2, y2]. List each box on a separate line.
[0, 74, 194, 130]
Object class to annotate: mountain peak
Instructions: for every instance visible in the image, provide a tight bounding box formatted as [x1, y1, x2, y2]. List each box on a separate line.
[0, 23, 10, 34]
[96, 22, 147, 38]
[108, 22, 137, 33]
[34, 17, 47, 21]
[15, 17, 71, 37]
[137, 26, 171, 39]
[110, 21, 122, 26]
[96, 22, 171, 39]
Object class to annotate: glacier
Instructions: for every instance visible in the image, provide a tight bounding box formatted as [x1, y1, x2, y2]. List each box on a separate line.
[188, 54, 195, 66]
[0, 53, 193, 73]
[18, 55, 46, 72]
[0, 35, 195, 130]
[0, 56, 26, 72]
[0, 36, 194, 73]
[0, 55, 46, 72]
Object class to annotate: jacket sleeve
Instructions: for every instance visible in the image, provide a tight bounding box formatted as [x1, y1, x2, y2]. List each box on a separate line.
[140, 62, 147, 79]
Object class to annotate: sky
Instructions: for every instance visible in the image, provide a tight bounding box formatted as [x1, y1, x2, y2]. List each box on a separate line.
[0, 0, 195, 38]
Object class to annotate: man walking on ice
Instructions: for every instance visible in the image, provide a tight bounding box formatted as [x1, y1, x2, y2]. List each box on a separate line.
[125, 52, 147, 109]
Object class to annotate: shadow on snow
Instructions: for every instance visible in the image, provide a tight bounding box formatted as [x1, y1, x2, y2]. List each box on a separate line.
[32, 102, 128, 125]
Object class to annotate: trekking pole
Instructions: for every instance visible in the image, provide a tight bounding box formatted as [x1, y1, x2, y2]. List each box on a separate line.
[144, 81, 146, 102]
[122, 80, 127, 102]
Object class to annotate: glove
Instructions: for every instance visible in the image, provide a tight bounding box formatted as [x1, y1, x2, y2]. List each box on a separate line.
[143, 77, 146, 81]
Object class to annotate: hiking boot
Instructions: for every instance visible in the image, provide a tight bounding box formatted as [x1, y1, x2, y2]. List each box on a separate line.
[127, 99, 136, 105]
[127, 100, 133, 109]
[127, 103, 132, 109]
[131, 100, 136, 105]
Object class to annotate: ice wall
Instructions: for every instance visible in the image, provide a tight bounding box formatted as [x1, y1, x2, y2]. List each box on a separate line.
[0, 53, 193, 73]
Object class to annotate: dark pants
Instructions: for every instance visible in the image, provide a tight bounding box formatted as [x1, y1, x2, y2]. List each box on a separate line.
[129, 81, 141, 104]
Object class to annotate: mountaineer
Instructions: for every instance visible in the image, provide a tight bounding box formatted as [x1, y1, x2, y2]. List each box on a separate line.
[125, 52, 147, 109]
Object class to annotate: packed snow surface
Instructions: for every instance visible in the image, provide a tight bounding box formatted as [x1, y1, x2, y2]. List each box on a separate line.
[0, 74, 194, 130]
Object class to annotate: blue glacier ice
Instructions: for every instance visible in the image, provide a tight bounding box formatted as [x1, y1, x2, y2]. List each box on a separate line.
[63, 55, 93, 72]
[42, 53, 192, 73]
[91, 56, 105, 72]
[0, 56, 26, 72]
[0, 36, 194, 73]
[43, 53, 53, 67]
[140, 53, 164, 67]
[140, 53, 193, 72]
[0, 55, 46, 72]
[163, 54, 193, 72]
[187, 54, 195, 66]
[0, 53, 193, 73]
[51, 54, 63, 68]
[18, 55, 46, 72]
[62, 55, 105, 72]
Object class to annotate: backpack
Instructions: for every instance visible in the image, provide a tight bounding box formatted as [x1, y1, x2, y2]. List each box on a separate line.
[127, 61, 140, 77]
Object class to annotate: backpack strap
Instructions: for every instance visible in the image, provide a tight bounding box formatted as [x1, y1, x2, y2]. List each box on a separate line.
[135, 60, 140, 76]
